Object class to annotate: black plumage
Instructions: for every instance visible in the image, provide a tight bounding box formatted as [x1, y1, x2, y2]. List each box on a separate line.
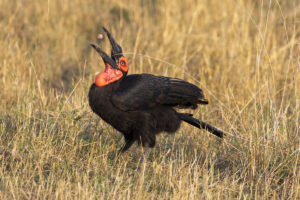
[88, 27, 223, 153]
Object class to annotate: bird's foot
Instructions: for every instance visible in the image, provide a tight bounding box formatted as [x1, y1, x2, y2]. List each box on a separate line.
[136, 147, 151, 171]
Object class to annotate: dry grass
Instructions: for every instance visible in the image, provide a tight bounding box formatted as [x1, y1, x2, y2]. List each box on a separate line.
[0, 0, 299, 199]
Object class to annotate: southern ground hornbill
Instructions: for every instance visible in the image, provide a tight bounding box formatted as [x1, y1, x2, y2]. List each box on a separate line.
[89, 27, 224, 160]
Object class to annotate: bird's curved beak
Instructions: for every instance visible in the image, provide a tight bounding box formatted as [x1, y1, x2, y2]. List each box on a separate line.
[102, 27, 123, 62]
[90, 43, 118, 69]
[90, 27, 123, 69]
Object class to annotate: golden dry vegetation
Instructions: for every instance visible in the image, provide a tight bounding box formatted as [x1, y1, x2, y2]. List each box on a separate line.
[0, 0, 299, 199]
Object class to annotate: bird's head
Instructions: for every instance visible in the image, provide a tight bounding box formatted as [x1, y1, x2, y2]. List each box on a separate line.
[90, 27, 128, 87]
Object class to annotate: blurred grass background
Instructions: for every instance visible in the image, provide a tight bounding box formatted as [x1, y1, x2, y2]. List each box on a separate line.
[0, 0, 299, 199]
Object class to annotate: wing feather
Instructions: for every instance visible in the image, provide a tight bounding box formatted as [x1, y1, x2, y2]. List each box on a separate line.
[111, 74, 207, 111]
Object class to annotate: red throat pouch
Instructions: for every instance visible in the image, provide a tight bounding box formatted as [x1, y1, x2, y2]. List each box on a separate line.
[95, 64, 123, 87]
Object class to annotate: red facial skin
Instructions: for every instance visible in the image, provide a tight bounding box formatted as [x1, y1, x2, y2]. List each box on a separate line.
[118, 56, 128, 72]
[95, 56, 128, 87]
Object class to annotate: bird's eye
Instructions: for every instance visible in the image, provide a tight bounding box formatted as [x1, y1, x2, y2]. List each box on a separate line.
[120, 60, 125, 66]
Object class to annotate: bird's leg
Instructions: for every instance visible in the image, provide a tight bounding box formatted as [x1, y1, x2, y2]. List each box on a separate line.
[117, 139, 135, 160]
[137, 146, 151, 171]
[141, 147, 151, 163]
[118, 139, 135, 154]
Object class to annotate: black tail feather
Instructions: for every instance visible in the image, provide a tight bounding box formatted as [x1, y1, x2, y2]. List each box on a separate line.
[177, 113, 224, 138]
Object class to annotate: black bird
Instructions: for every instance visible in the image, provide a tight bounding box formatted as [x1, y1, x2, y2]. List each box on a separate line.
[89, 27, 223, 159]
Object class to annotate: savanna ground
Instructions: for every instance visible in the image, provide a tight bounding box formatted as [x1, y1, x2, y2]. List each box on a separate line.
[0, 0, 299, 199]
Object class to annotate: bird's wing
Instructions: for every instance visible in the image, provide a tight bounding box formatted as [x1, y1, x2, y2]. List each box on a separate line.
[111, 74, 208, 111]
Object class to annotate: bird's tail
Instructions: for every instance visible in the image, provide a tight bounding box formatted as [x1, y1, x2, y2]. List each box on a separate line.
[177, 113, 224, 138]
